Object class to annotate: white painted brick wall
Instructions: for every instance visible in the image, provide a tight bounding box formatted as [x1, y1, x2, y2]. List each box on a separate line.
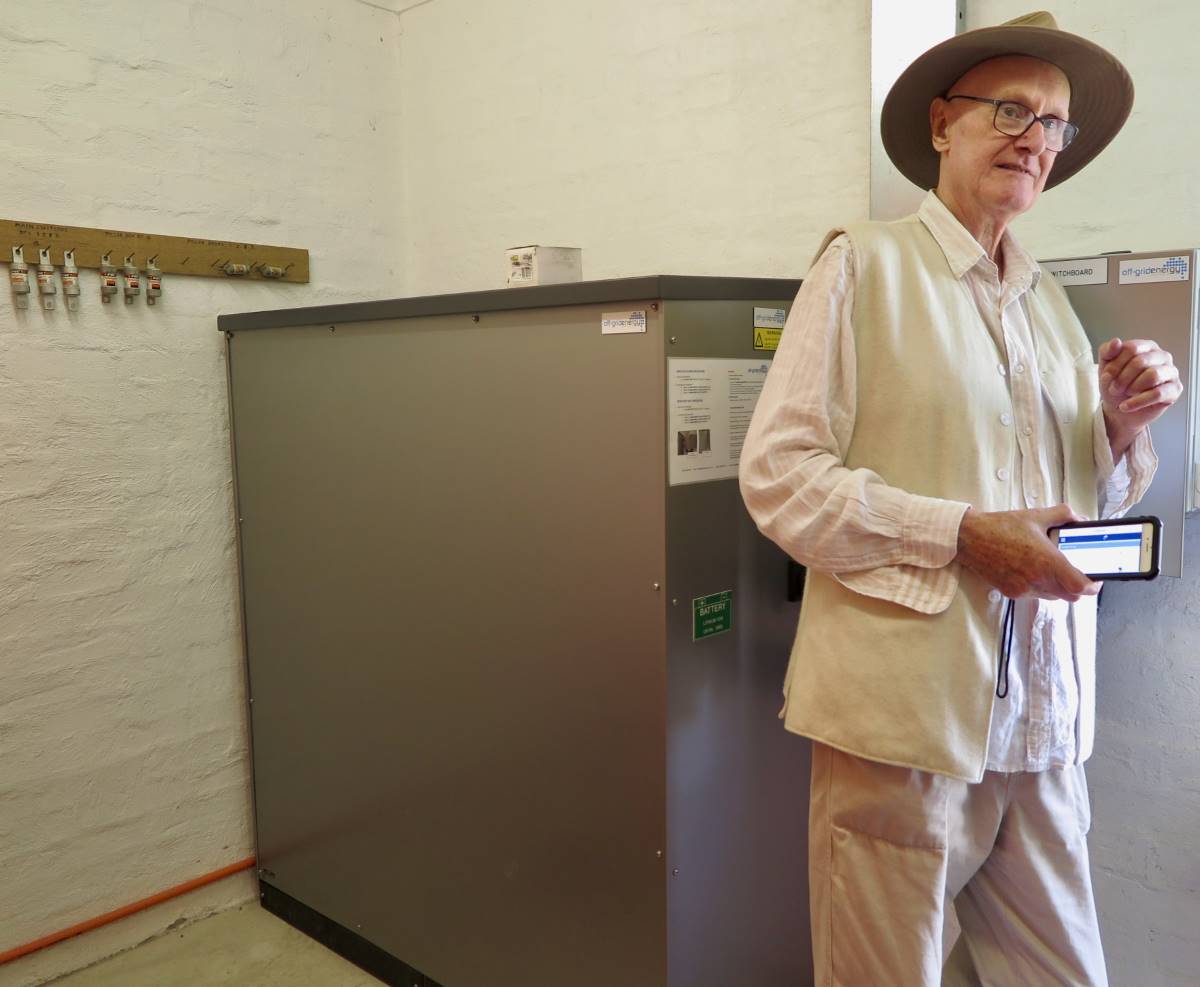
[398, 0, 871, 296]
[0, 2, 402, 984]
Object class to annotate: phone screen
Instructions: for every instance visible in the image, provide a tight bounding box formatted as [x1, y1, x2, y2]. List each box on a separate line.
[1056, 522, 1146, 575]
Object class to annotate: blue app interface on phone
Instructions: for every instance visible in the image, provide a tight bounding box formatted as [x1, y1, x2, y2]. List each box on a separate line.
[1058, 523, 1142, 574]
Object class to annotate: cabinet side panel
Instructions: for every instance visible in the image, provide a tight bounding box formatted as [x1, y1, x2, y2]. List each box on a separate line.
[228, 303, 667, 987]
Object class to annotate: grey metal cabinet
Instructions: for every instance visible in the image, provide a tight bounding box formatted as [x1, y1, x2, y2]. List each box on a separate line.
[220, 277, 811, 987]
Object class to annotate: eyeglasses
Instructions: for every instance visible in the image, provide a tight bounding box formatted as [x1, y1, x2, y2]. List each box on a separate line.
[945, 95, 1079, 152]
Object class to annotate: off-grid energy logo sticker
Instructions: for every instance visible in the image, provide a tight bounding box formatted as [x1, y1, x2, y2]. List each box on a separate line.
[1118, 255, 1191, 285]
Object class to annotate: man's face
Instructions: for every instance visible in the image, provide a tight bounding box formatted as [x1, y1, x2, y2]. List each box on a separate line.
[931, 55, 1071, 221]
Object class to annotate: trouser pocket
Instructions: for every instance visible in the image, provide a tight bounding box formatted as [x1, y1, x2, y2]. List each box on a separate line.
[810, 744, 954, 987]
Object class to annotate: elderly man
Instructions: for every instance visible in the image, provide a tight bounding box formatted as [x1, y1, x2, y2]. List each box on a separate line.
[739, 12, 1182, 987]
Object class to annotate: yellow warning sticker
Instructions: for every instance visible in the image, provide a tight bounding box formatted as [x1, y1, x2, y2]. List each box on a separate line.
[753, 328, 782, 351]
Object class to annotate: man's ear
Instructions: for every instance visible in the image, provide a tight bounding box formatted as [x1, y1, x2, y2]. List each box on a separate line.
[930, 97, 951, 153]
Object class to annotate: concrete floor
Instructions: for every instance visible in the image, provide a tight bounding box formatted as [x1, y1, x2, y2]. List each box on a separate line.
[49, 904, 386, 987]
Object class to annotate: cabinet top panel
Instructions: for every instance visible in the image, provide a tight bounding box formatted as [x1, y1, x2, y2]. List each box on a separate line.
[217, 275, 802, 332]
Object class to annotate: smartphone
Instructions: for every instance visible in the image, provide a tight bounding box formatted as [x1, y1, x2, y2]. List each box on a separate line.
[1049, 515, 1162, 580]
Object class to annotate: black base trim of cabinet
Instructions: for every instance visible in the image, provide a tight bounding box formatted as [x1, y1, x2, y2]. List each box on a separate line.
[259, 882, 443, 987]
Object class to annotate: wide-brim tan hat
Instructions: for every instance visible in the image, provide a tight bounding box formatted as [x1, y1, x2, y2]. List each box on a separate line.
[881, 11, 1134, 191]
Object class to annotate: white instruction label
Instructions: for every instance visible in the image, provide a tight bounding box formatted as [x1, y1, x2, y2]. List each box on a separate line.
[601, 310, 647, 334]
[668, 358, 772, 486]
[1118, 256, 1190, 285]
[753, 306, 787, 329]
[1043, 259, 1108, 286]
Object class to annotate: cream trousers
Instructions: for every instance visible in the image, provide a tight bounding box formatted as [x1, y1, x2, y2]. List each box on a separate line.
[808, 742, 1107, 986]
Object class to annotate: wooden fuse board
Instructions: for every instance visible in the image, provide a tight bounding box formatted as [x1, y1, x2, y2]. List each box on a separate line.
[2, 218, 309, 283]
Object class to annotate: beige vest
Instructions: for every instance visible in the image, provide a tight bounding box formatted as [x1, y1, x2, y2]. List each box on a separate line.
[781, 215, 1101, 781]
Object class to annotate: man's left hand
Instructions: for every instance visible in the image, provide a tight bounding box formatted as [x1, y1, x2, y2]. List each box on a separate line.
[1098, 337, 1182, 456]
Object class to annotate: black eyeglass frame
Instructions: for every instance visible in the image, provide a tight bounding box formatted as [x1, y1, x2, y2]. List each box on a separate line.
[944, 95, 1079, 152]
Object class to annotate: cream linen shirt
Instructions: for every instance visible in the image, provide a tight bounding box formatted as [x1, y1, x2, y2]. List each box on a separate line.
[741, 191, 1156, 772]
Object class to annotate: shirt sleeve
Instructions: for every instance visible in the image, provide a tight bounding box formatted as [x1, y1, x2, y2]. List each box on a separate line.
[1093, 409, 1158, 518]
[738, 235, 970, 614]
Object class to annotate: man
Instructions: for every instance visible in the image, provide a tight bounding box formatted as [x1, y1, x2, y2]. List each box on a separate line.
[739, 12, 1182, 987]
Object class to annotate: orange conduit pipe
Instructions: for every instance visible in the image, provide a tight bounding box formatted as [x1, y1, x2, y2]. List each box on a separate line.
[0, 856, 257, 967]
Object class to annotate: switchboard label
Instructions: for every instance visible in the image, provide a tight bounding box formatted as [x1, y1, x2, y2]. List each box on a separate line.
[693, 590, 733, 641]
[1043, 259, 1107, 286]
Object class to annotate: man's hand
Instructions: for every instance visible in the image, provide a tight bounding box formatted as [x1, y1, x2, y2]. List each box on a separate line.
[956, 503, 1101, 602]
[1099, 337, 1182, 458]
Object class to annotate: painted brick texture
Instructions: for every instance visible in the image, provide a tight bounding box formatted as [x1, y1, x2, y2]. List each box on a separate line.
[398, 0, 872, 297]
[0, 3, 402, 984]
